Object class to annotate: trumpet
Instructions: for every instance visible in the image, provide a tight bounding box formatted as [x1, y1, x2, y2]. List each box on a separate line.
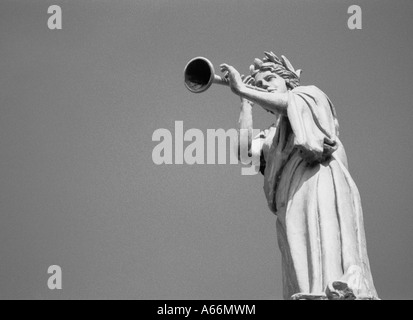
[184, 57, 267, 93]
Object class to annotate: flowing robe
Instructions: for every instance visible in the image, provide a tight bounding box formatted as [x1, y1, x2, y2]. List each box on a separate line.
[251, 85, 378, 299]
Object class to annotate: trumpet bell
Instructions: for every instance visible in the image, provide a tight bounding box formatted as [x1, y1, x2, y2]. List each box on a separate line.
[184, 57, 215, 93]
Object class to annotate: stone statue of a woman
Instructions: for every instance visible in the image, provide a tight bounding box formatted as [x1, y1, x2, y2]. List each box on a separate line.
[220, 52, 378, 300]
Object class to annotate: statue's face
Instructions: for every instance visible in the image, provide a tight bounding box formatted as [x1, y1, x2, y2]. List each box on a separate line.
[254, 71, 288, 93]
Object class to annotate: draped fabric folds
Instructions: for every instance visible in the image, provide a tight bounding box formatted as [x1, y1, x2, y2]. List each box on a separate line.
[251, 85, 378, 299]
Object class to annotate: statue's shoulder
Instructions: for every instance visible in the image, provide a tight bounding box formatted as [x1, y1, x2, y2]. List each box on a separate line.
[292, 85, 326, 96]
[291, 85, 339, 135]
[292, 85, 333, 106]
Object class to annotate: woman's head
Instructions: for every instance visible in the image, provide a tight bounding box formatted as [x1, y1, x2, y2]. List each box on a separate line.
[254, 69, 289, 93]
[250, 52, 302, 91]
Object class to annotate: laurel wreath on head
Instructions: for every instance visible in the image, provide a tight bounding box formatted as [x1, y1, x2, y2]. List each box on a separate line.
[249, 51, 302, 82]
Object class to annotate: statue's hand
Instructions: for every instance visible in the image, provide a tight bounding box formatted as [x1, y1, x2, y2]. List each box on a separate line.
[220, 63, 244, 95]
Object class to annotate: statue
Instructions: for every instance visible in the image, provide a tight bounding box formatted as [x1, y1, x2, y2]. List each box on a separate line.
[184, 52, 379, 300]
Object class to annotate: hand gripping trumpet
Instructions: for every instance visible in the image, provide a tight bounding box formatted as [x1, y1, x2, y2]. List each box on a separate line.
[183, 57, 267, 93]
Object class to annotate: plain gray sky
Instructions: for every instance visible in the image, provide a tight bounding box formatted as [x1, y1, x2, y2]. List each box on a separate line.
[0, 0, 412, 300]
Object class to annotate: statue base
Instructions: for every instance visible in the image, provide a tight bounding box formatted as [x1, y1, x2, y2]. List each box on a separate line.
[291, 281, 379, 300]
[291, 293, 378, 300]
